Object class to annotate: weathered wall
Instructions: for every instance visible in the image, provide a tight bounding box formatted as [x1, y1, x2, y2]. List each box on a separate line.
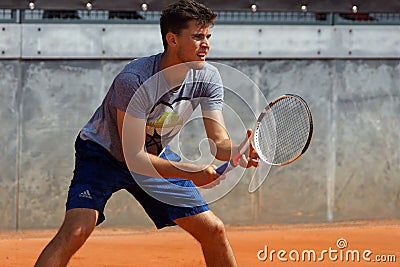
[1, 58, 399, 231]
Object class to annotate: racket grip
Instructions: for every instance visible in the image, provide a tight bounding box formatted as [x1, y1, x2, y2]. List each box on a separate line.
[216, 160, 238, 175]
[216, 162, 229, 175]
[216, 150, 243, 175]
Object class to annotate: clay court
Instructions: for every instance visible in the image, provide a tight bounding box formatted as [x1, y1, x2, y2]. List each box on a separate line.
[1, 220, 399, 266]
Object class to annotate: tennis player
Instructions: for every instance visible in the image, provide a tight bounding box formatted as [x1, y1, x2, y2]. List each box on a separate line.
[35, 0, 258, 266]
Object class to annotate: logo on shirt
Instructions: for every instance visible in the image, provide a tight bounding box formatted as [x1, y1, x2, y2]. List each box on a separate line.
[147, 111, 183, 128]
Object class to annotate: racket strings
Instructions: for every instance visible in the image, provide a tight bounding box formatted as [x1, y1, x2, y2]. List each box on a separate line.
[255, 96, 311, 165]
[255, 113, 276, 163]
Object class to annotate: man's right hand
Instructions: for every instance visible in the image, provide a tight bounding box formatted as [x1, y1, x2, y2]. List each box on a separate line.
[190, 164, 225, 189]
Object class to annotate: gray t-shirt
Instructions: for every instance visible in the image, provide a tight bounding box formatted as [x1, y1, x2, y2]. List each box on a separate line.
[80, 53, 224, 162]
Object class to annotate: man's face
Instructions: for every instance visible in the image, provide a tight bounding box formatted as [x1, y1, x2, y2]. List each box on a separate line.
[174, 20, 211, 69]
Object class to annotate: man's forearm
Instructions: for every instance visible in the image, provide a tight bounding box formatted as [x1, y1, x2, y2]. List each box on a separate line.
[212, 139, 240, 162]
[125, 150, 207, 178]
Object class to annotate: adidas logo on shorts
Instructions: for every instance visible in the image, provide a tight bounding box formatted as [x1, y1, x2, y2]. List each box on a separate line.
[79, 190, 93, 199]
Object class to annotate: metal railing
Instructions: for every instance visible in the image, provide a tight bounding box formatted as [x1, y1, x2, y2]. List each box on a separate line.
[334, 12, 400, 25]
[216, 11, 333, 25]
[0, 9, 18, 22]
[1, 9, 400, 25]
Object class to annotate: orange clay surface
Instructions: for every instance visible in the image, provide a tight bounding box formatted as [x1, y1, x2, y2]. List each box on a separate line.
[1, 221, 399, 267]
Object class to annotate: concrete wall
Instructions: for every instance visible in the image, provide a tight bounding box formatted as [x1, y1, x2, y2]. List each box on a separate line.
[1, 22, 399, 231]
[1, 58, 399, 231]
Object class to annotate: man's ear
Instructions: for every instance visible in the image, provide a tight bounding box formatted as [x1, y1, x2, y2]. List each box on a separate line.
[166, 32, 178, 47]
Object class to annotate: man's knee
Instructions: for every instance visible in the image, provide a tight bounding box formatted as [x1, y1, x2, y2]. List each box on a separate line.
[176, 211, 227, 243]
[207, 216, 226, 238]
[59, 209, 97, 246]
[64, 224, 93, 244]
[196, 216, 230, 247]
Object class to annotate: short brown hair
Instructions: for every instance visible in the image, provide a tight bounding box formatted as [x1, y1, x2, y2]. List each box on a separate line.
[160, 0, 217, 49]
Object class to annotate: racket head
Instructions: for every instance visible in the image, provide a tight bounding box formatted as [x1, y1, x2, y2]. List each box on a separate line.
[253, 94, 313, 166]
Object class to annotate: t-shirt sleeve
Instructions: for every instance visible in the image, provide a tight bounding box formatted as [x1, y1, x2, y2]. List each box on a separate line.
[200, 68, 224, 111]
[110, 72, 150, 119]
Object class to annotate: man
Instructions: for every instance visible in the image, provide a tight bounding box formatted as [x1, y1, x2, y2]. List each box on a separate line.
[35, 1, 258, 266]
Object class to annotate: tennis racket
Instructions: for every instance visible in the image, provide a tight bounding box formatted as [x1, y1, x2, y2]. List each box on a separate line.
[216, 94, 313, 175]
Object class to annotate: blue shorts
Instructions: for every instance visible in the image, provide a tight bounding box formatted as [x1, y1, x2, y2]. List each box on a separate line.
[66, 136, 209, 229]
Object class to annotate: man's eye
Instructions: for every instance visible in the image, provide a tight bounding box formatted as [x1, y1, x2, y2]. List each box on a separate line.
[193, 34, 211, 40]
